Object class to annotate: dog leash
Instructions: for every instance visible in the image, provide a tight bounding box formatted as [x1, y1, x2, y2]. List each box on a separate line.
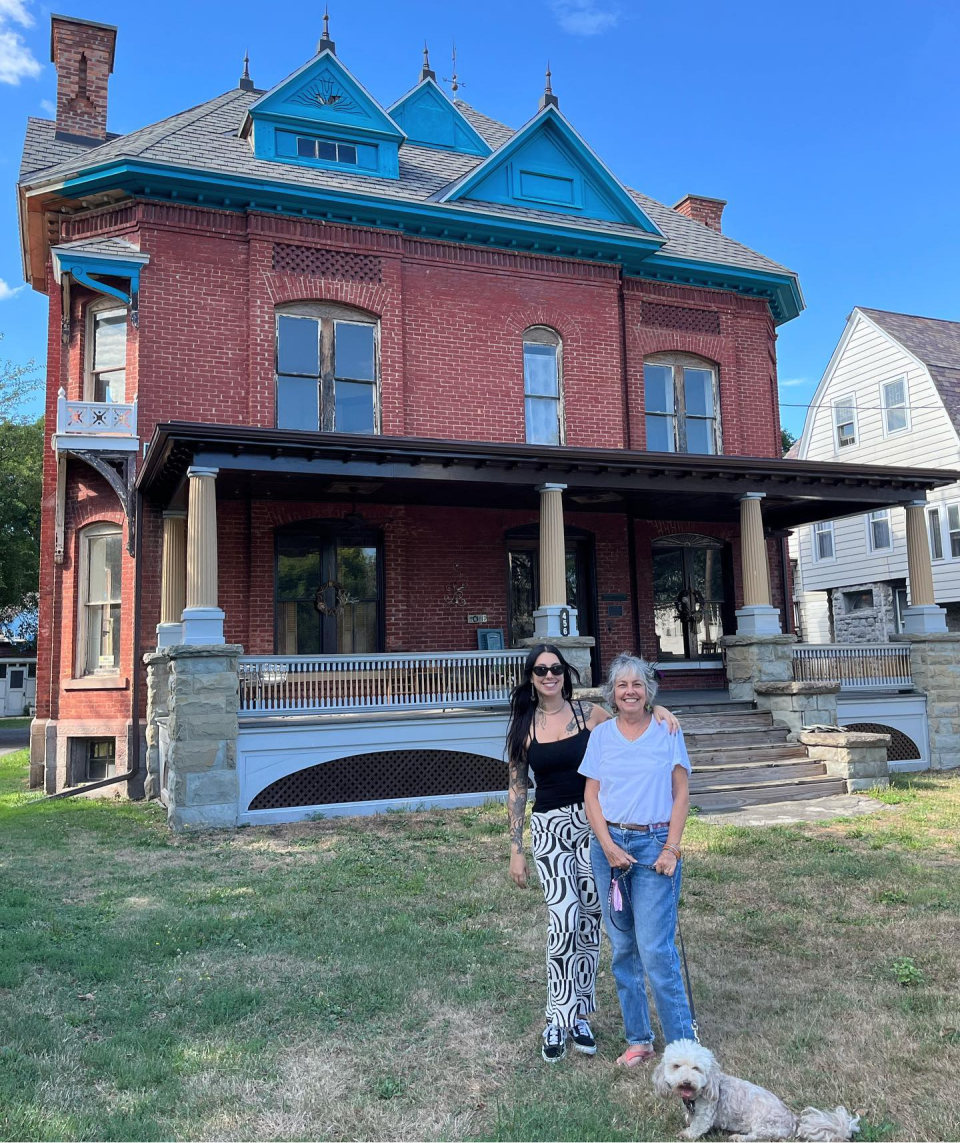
[675, 908, 701, 1044]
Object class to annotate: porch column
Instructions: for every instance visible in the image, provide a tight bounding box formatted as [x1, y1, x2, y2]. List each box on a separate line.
[181, 466, 225, 645]
[902, 500, 947, 633]
[735, 492, 782, 635]
[157, 510, 187, 648]
[533, 483, 578, 638]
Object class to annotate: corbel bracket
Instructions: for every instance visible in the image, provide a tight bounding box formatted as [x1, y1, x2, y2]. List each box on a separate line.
[61, 449, 138, 557]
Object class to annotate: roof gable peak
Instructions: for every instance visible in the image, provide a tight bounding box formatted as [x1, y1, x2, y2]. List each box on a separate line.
[387, 76, 491, 157]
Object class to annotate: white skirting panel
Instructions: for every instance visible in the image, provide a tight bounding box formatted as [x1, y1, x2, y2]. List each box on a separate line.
[836, 692, 929, 772]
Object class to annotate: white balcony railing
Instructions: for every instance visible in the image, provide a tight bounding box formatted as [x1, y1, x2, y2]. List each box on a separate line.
[54, 388, 138, 450]
[792, 643, 913, 690]
[239, 649, 528, 716]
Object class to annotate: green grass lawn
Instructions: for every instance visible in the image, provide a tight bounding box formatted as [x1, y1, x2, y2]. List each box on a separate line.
[0, 717, 32, 730]
[1, 749, 959, 1142]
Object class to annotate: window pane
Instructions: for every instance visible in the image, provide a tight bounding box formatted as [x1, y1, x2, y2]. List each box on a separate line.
[886, 406, 908, 434]
[277, 536, 321, 600]
[297, 136, 316, 158]
[335, 380, 375, 433]
[337, 143, 357, 165]
[872, 517, 891, 549]
[93, 310, 126, 371]
[88, 532, 122, 604]
[834, 399, 855, 426]
[645, 413, 674, 452]
[337, 600, 377, 653]
[816, 524, 834, 560]
[335, 322, 375, 381]
[296, 601, 321, 654]
[930, 510, 943, 560]
[683, 368, 714, 417]
[949, 506, 960, 532]
[525, 396, 559, 445]
[523, 344, 559, 397]
[644, 364, 673, 413]
[338, 545, 378, 599]
[86, 602, 121, 673]
[95, 369, 125, 404]
[277, 375, 319, 430]
[317, 140, 337, 160]
[685, 417, 716, 455]
[277, 316, 320, 376]
[509, 550, 535, 644]
[884, 380, 905, 407]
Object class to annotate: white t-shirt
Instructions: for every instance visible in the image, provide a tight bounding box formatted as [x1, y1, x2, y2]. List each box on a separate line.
[578, 717, 691, 826]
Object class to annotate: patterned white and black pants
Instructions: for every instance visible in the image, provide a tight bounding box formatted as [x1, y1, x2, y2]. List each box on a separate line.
[530, 802, 602, 1028]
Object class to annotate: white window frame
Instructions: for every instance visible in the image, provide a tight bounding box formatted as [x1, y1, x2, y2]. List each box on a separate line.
[84, 299, 128, 403]
[812, 519, 836, 563]
[866, 509, 893, 553]
[880, 376, 910, 437]
[644, 352, 722, 455]
[76, 523, 123, 677]
[832, 394, 858, 452]
[928, 506, 945, 562]
[522, 326, 565, 446]
[947, 503, 960, 560]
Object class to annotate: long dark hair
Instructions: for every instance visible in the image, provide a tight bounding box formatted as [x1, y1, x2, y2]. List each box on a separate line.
[505, 643, 581, 767]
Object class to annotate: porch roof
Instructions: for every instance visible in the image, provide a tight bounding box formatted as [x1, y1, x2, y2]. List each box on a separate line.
[138, 422, 958, 530]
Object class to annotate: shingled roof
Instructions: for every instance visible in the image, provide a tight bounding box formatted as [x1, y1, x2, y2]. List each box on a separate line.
[860, 308, 960, 439]
[19, 87, 794, 279]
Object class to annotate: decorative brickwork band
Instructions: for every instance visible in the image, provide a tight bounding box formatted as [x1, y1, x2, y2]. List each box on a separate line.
[640, 302, 721, 336]
[272, 243, 382, 283]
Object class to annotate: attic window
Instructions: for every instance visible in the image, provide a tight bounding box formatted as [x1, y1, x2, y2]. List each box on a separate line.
[512, 165, 583, 209]
[276, 130, 377, 170]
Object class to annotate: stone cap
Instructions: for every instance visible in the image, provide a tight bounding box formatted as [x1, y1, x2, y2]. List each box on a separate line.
[720, 634, 798, 647]
[147, 644, 244, 661]
[799, 728, 890, 747]
[755, 681, 840, 696]
[519, 636, 596, 647]
[890, 633, 960, 644]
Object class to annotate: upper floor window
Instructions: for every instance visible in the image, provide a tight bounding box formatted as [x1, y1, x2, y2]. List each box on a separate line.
[77, 523, 122, 676]
[881, 378, 909, 436]
[928, 506, 944, 561]
[644, 354, 720, 455]
[276, 130, 378, 171]
[85, 303, 126, 403]
[812, 519, 835, 562]
[833, 395, 857, 450]
[867, 509, 892, 552]
[523, 327, 563, 445]
[276, 303, 379, 435]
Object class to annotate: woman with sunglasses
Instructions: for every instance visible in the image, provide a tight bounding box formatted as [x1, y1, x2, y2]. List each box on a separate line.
[506, 643, 679, 1062]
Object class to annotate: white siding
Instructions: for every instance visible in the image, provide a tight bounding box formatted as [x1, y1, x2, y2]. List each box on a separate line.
[797, 312, 960, 604]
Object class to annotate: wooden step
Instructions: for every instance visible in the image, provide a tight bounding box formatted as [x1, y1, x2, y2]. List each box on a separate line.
[664, 700, 755, 716]
[689, 775, 848, 812]
[678, 710, 774, 731]
[684, 727, 791, 749]
[690, 744, 808, 767]
[689, 760, 826, 793]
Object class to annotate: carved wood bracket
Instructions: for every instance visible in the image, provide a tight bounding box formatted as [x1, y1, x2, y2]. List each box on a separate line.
[56, 449, 137, 559]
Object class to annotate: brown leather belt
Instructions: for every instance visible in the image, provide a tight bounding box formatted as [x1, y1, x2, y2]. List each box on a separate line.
[606, 819, 671, 833]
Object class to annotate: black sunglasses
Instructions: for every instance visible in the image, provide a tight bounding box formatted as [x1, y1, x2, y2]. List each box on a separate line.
[532, 664, 565, 677]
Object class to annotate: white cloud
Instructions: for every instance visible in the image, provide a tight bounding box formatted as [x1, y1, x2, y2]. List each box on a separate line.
[40, 97, 54, 114]
[0, 278, 25, 302]
[550, 0, 620, 35]
[0, 0, 40, 85]
[780, 378, 811, 389]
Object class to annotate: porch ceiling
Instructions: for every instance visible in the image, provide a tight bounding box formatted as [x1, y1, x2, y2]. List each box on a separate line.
[138, 423, 958, 530]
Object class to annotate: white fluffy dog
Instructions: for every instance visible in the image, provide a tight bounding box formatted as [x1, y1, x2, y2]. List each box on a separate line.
[652, 1039, 860, 1142]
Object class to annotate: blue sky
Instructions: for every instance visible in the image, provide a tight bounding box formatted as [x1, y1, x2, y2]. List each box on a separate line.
[2, 0, 959, 437]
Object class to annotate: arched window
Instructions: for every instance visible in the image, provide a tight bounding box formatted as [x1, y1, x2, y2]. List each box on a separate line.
[77, 523, 122, 676]
[84, 299, 127, 403]
[523, 326, 563, 445]
[644, 352, 721, 455]
[276, 302, 379, 434]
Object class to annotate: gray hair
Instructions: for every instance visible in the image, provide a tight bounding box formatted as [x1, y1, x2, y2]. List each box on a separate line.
[602, 652, 659, 711]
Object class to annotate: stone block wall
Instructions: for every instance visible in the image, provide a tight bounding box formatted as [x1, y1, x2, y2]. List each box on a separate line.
[831, 581, 897, 644]
[798, 728, 890, 792]
[754, 681, 839, 740]
[721, 633, 797, 702]
[894, 633, 960, 769]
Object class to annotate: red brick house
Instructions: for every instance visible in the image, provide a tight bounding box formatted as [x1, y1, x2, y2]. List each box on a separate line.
[18, 15, 949, 821]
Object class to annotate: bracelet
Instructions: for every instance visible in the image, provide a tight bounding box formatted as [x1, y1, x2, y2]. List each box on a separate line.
[662, 843, 682, 859]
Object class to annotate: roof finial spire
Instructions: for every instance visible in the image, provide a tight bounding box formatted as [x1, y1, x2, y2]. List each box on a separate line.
[420, 39, 436, 82]
[443, 40, 464, 98]
[239, 48, 254, 91]
[540, 60, 559, 110]
[317, 4, 336, 55]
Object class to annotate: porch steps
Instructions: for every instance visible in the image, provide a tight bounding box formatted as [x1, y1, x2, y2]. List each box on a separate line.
[684, 726, 791, 750]
[689, 743, 809, 767]
[687, 776, 848, 812]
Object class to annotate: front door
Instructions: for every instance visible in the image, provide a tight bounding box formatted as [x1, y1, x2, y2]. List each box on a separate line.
[652, 535, 732, 661]
[3, 667, 25, 716]
[276, 524, 382, 655]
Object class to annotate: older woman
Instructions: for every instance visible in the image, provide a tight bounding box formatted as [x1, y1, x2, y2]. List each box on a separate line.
[506, 643, 679, 1063]
[579, 652, 694, 1066]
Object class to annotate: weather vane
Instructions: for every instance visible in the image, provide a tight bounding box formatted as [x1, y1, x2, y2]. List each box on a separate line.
[443, 40, 465, 97]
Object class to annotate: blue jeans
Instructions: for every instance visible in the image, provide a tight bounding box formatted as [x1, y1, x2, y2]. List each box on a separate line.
[590, 827, 694, 1047]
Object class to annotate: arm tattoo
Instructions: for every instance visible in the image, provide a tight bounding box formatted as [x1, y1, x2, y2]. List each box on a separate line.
[507, 758, 529, 854]
[566, 700, 593, 732]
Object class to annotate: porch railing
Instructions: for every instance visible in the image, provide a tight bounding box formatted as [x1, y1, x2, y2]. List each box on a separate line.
[238, 649, 528, 716]
[55, 387, 138, 441]
[792, 643, 913, 690]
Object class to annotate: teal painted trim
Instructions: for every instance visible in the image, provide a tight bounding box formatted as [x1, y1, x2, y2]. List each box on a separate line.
[386, 78, 491, 157]
[254, 117, 398, 180]
[54, 252, 145, 305]
[635, 253, 803, 324]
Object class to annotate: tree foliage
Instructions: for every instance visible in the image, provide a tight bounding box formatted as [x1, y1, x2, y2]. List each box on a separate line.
[781, 427, 797, 457]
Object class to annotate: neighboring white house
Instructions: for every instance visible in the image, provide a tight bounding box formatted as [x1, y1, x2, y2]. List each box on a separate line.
[0, 645, 37, 717]
[790, 306, 960, 643]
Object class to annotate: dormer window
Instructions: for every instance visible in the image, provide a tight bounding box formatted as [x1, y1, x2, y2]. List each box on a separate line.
[276, 130, 377, 170]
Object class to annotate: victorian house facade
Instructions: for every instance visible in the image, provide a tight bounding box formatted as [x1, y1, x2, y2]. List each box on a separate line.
[19, 15, 951, 822]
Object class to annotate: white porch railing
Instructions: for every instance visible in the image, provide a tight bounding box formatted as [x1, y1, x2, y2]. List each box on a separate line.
[238, 649, 528, 716]
[55, 387, 138, 445]
[792, 643, 913, 690]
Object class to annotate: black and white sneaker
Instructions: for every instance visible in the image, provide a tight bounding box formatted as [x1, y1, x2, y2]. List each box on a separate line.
[541, 1023, 566, 1062]
[571, 1019, 597, 1055]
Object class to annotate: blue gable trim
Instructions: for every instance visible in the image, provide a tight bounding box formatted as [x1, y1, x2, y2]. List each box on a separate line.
[438, 106, 662, 236]
[51, 247, 149, 305]
[387, 78, 491, 157]
[245, 49, 404, 180]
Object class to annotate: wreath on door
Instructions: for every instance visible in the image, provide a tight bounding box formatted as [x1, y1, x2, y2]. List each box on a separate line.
[315, 579, 359, 616]
[674, 588, 705, 627]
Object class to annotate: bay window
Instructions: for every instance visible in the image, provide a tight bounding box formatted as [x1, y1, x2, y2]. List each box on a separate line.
[644, 353, 720, 455]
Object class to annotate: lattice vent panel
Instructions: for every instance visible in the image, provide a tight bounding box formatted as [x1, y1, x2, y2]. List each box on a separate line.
[843, 723, 921, 763]
[272, 243, 382, 283]
[248, 749, 507, 810]
[641, 302, 721, 336]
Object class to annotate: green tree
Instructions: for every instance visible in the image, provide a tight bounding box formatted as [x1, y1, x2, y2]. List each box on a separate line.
[781, 427, 797, 456]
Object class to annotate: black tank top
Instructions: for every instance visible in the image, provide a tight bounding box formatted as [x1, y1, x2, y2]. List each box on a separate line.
[527, 701, 591, 814]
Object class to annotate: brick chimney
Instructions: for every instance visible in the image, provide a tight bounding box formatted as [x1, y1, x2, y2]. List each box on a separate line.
[673, 194, 726, 233]
[50, 14, 117, 143]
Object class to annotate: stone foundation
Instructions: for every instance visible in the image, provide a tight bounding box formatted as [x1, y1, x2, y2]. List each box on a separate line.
[798, 728, 890, 792]
[143, 651, 172, 801]
[830, 581, 897, 644]
[754, 681, 839, 740]
[520, 635, 595, 688]
[893, 633, 960, 769]
[720, 633, 797, 702]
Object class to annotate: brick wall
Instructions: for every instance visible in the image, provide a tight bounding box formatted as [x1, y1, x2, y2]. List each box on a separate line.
[50, 17, 115, 142]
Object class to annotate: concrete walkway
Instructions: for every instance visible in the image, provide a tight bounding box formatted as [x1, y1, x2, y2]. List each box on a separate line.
[699, 792, 888, 827]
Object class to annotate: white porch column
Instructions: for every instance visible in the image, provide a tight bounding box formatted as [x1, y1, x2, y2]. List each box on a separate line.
[157, 510, 187, 648]
[902, 499, 948, 633]
[735, 492, 782, 635]
[533, 482, 578, 638]
[181, 466, 225, 645]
